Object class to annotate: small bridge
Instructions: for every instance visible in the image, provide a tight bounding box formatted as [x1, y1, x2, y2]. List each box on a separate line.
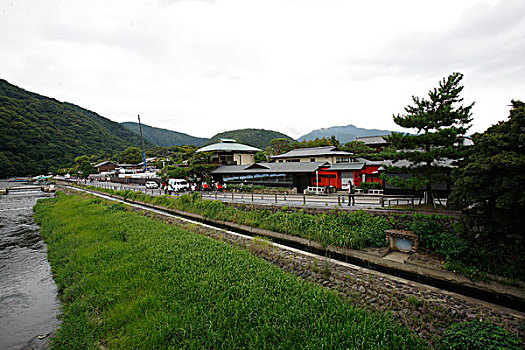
[0, 185, 56, 195]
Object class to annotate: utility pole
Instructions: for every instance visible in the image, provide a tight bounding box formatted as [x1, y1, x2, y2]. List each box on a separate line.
[137, 114, 147, 169]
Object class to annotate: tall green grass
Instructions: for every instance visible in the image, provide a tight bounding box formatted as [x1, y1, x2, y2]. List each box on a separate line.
[35, 193, 426, 349]
[89, 187, 389, 250]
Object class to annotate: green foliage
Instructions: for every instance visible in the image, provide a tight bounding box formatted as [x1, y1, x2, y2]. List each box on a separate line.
[268, 136, 342, 156]
[254, 151, 268, 162]
[74, 155, 89, 165]
[382, 73, 474, 203]
[34, 194, 425, 349]
[166, 167, 191, 179]
[79, 160, 96, 177]
[91, 186, 391, 250]
[407, 214, 521, 278]
[151, 145, 198, 165]
[342, 140, 377, 159]
[411, 214, 471, 264]
[121, 122, 207, 147]
[439, 320, 521, 350]
[358, 182, 381, 192]
[118, 146, 143, 164]
[206, 129, 295, 149]
[291, 137, 336, 150]
[450, 100, 525, 234]
[0, 79, 150, 178]
[269, 138, 293, 155]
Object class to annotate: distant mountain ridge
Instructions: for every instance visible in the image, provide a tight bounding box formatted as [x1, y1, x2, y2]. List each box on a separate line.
[121, 122, 208, 147]
[0, 79, 151, 177]
[298, 124, 392, 144]
[206, 129, 295, 149]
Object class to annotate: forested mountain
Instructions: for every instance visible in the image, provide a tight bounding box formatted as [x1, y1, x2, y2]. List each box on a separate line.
[0, 79, 151, 178]
[122, 122, 207, 147]
[206, 129, 295, 149]
[298, 124, 392, 144]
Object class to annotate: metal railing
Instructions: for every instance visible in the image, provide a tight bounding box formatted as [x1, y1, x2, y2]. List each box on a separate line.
[73, 180, 419, 208]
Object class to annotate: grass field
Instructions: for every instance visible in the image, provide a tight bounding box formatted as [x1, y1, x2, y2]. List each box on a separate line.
[35, 193, 427, 349]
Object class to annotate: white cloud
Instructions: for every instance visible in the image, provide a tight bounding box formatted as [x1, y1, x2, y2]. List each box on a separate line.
[0, 0, 523, 139]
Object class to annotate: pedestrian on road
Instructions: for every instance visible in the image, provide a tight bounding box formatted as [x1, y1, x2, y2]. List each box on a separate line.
[347, 180, 355, 206]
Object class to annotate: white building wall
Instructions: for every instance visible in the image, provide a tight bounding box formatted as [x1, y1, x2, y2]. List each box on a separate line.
[234, 153, 256, 165]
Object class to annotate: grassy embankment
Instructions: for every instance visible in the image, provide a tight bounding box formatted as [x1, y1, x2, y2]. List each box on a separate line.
[35, 193, 426, 349]
[85, 186, 523, 281]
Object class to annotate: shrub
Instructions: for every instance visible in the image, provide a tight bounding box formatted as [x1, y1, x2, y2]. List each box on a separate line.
[411, 214, 471, 262]
[358, 182, 381, 192]
[439, 320, 521, 350]
[166, 167, 190, 179]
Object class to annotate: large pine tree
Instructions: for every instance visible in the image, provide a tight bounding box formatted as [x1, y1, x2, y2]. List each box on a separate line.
[383, 72, 474, 204]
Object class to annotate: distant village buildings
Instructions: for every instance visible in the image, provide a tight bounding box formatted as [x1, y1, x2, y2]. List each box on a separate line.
[90, 157, 159, 182]
[88, 135, 451, 196]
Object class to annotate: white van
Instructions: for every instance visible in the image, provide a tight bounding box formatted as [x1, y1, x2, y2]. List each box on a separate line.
[168, 179, 190, 192]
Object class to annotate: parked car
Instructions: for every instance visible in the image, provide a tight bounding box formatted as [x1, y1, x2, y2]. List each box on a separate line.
[168, 178, 190, 192]
[145, 181, 159, 189]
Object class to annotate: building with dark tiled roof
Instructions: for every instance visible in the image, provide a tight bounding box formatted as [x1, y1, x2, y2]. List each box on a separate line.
[270, 146, 352, 164]
[94, 161, 118, 173]
[355, 135, 389, 152]
[212, 162, 329, 191]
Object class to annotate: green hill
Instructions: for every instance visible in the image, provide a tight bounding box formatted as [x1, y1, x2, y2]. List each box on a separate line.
[0, 79, 152, 178]
[121, 122, 207, 147]
[206, 129, 295, 149]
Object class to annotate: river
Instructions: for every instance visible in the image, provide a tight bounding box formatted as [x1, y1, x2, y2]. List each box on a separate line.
[0, 181, 60, 350]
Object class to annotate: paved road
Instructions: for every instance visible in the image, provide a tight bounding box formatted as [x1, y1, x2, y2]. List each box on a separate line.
[75, 180, 413, 210]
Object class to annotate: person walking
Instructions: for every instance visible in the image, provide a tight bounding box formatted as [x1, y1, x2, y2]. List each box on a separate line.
[347, 180, 355, 206]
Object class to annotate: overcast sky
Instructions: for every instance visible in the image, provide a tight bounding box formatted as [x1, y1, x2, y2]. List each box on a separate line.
[1, 0, 524, 139]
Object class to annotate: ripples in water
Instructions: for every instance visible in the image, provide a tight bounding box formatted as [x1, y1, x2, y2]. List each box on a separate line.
[0, 186, 60, 350]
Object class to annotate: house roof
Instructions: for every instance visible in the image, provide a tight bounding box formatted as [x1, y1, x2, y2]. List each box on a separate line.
[212, 162, 329, 174]
[327, 163, 366, 171]
[355, 135, 389, 145]
[271, 146, 351, 159]
[196, 141, 261, 153]
[94, 161, 117, 168]
[379, 158, 455, 170]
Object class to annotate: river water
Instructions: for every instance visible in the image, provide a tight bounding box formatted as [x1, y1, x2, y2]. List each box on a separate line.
[0, 181, 60, 350]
